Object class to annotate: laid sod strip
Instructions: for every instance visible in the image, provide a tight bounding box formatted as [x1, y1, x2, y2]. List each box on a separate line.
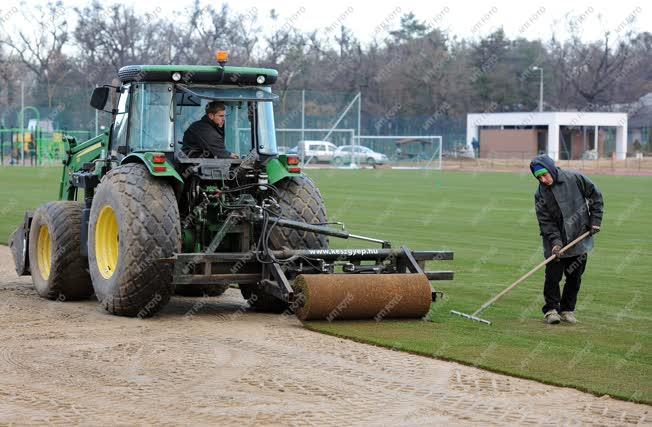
[306, 169, 651, 404]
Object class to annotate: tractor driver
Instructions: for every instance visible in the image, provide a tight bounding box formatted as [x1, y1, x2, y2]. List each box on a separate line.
[182, 101, 238, 159]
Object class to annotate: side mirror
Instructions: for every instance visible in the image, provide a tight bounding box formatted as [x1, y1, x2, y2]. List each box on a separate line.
[90, 87, 110, 110]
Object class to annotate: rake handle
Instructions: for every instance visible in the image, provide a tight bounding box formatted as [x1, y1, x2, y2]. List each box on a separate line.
[471, 231, 591, 317]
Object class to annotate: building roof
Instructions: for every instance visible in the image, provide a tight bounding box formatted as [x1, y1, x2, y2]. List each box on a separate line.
[467, 111, 627, 127]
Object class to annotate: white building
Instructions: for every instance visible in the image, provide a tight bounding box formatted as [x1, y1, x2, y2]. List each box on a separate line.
[466, 112, 628, 160]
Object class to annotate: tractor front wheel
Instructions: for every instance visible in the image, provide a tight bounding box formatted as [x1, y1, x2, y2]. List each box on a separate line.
[28, 201, 93, 300]
[88, 163, 181, 317]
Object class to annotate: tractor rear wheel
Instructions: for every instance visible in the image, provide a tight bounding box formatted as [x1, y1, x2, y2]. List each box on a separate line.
[241, 176, 328, 312]
[28, 201, 93, 300]
[88, 163, 181, 317]
[269, 176, 328, 250]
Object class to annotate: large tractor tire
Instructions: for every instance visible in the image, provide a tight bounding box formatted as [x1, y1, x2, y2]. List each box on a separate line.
[88, 163, 181, 317]
[241, 176, 328, 312]
[268, 176, 329, 250]
[175, 284, 229, 297]
[28, 201, 93, 300]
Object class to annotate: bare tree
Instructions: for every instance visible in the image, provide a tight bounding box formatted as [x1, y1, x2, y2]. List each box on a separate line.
[1, 2, 651, 131]
[0, 44, 20, 108]
[186, 1, 259, 64]
[1, 1, 70, 109]
[74, 1, 164, 76]
[554, 16, 639, 106]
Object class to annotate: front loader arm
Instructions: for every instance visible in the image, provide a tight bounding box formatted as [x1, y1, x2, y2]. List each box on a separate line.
[59, 133, 108, 200]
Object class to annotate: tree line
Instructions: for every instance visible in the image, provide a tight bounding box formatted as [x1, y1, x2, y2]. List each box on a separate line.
[0, 0, 650, 132]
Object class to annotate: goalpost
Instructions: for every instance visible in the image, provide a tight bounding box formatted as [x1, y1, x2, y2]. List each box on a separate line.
[272, 128, 355, 166]
[356, 135, 443, 170]
[237, 127, 442, 170]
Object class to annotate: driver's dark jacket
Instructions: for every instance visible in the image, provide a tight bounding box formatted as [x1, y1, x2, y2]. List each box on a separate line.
[530, 154, 604, 259]
[181, 114, 232, 158]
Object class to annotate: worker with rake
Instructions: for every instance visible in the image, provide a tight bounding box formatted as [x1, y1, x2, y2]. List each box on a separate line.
[530, 154, 604, 325]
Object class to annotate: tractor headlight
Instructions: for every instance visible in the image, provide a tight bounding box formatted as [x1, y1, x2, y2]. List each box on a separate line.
[172, 72, 182, 82]
[256, 75, 265, 84]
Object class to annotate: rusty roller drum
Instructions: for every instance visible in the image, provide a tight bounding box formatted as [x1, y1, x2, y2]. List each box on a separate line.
[293, 274, 432, 321]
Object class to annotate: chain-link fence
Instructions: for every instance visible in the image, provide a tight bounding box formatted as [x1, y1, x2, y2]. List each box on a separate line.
[0, 128, 97, 166]
[7, 86, 648, 173]
[271, 89, 453, 169]
[1, 87, 461, 169]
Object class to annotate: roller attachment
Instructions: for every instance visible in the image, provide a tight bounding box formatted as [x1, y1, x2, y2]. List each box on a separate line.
[293, 274, 432, 321]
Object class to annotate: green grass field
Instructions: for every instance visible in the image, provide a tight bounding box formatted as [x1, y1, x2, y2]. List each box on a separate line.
[1, 166, 650, 403]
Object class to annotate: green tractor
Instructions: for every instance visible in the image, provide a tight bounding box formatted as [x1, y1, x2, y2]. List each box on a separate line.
[10, 55, 453, 320]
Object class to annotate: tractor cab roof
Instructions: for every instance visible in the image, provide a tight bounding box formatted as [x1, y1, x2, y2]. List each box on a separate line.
[117, 65, 278, 86]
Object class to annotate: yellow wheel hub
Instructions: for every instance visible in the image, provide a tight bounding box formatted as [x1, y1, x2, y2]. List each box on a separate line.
[37, 224, 52, 279]
[95, 205, 119, 279]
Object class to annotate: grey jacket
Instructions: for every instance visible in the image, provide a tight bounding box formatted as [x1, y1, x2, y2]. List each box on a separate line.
[530, 155, 604, 258]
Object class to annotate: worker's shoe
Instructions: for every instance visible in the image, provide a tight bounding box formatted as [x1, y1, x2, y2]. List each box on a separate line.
[560, 311, 577, 324]
[544, 309, 561, 324]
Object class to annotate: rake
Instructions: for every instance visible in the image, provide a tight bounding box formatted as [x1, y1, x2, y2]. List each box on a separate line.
[451, 231, 591, 325]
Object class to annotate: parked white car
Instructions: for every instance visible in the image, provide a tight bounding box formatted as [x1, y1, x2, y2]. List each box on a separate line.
[288, 140, 338, 163]
[332, 145, 389, 166]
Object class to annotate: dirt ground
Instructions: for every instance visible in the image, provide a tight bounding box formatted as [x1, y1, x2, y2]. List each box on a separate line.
[0, 246, 648, 425]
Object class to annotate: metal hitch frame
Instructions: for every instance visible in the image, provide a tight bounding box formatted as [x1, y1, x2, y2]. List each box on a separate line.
[165, 247, 454, 303]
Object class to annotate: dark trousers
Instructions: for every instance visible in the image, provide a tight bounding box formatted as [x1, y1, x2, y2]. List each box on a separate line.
[542, 254, 588, 314]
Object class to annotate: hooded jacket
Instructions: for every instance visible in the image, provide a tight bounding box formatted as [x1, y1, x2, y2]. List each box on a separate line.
[181, 115, 232, 158]
[529, 154, 604, 258]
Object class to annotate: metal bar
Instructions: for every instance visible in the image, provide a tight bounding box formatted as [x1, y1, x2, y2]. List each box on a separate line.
[169, 249, 454, 263]
[412, 251, 454, 261]
[268, 262, 294, 300]
[357, 135, 443, 139]
[301, 90, 305, 164]
[347, 233, 389, 245]
[206, 213, 239, 253]
[401, 245, 424, 274]
[20, 80, 24, 165]
[273, 128, 355, 132]
[259, 215, 351, 239]
[425, 271, 454, 280]
[259, 215, 391, 246]
[174, 273, 260, 285]
[450, 310, 492, 325]
[323, 92, 360, 143]
[355, 91, 361, 168]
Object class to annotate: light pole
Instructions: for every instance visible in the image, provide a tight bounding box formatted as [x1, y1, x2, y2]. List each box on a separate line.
[20, 80, 24, 164]
[531, 66, 543, 112]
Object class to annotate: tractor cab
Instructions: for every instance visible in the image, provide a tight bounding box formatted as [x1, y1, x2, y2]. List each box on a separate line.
[173, 84, 279, 159]
[90, 52, 281, 173]
[97, 81, 279, 166]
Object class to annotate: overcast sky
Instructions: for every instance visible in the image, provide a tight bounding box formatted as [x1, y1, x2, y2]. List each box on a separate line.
[2, 0, 649, 45]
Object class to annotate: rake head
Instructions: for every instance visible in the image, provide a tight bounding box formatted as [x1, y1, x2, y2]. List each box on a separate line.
[450, 310, 492, 325]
